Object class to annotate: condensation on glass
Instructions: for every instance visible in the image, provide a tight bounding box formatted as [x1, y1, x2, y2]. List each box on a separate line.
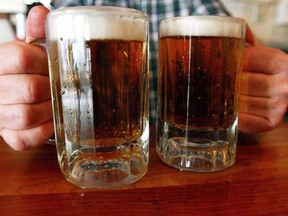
[157, 16, 246, 172]
[46, 6, 149, 189]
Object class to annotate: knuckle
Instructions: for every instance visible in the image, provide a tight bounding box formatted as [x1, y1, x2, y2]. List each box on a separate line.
[16, 45, 34, 73]
[23, 78, 39, 103]
[264, 74, 287, 97]
[272, 49, 288, 73]
[16, 105, 38, 128]
[265, 118, 278, 131]
[22, 76, 50, 103]
[1, 130, 30, 151]
[266, 101, 286, 129]
[12, 139, 30, 151]
[265, 97, 283, 112]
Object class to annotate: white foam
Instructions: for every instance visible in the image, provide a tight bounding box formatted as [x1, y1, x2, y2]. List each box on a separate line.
[160, 16, 245, 38]
[46, 6, 148, 41]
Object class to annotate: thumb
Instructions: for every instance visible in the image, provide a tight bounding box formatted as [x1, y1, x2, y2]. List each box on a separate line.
[245, 24, 256, 47]
[25, 6, 50, 43]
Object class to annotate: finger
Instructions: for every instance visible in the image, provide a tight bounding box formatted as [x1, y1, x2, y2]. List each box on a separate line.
[239, 95, 286, 133]
[240, 95, 285, 117]
[0, 41, 48, 76]
[0, 120, 54, 151]
[0, 100, 52, 130]
[0, 74, 50, 104]
[241, 70, 287, 97]
[25, 6, 50, 43]
[239, 113, 275, 134]
[243, 46, 288, 75]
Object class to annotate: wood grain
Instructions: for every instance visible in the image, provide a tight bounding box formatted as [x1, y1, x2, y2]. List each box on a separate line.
[0, 121, 288, 215]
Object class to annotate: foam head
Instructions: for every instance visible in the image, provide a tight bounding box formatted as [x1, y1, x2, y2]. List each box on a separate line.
[46, 6, 148, 41]
[159, 16, 246, 39]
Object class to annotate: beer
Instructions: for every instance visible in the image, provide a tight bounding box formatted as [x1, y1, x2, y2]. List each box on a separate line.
[158, 35, 243, 129]
[157, 16, 245, 172]
[46, 6, 149, 189]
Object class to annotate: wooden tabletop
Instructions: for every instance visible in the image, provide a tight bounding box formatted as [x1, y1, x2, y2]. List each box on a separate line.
[0, 121, 288, 215]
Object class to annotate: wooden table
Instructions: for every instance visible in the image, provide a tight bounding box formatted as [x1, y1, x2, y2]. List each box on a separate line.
[0, 121, 288, 215]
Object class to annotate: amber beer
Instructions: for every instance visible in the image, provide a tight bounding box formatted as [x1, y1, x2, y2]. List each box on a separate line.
[87, 38, 146, 140]
[158, 36, 243, 129]
[157, 16, 246, 172]
[45, 6, 149, 189]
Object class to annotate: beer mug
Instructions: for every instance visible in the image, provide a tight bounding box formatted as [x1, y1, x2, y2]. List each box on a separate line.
[45, 6, 149, 189]
[157, 16, 246, 172]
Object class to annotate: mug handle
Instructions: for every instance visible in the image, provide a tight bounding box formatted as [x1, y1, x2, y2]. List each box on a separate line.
[29, 38, 56, 145]
[29, 38, 46, 50]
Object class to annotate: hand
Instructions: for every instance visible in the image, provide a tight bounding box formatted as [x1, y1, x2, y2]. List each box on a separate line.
[239, 45, 288, 133]
[0, 6, 54, 150]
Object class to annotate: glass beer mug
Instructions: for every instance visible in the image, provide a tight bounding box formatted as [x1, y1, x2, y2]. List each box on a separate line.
[157, 16, 246, 172]
[45, 6, 149, 189]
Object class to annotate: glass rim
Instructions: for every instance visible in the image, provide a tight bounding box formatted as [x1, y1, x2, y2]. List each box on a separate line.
[160, 15, 245, 25]
[46, 6, 148, 41]
[159, 15, 246, 39]
[47, 6, 148, 21]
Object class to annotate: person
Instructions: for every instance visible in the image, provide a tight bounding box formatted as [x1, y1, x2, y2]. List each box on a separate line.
[0, 0, 287, 151]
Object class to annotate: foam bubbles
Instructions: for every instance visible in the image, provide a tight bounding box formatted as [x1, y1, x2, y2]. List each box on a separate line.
[160, 16, 245, 39]
[46, 6, 148, 41]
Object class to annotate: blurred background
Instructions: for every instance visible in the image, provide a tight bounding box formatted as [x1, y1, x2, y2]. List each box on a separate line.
[0, 0, 53, 42]
[222, 0, 288, 52]
[0, 0, 287, 52]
